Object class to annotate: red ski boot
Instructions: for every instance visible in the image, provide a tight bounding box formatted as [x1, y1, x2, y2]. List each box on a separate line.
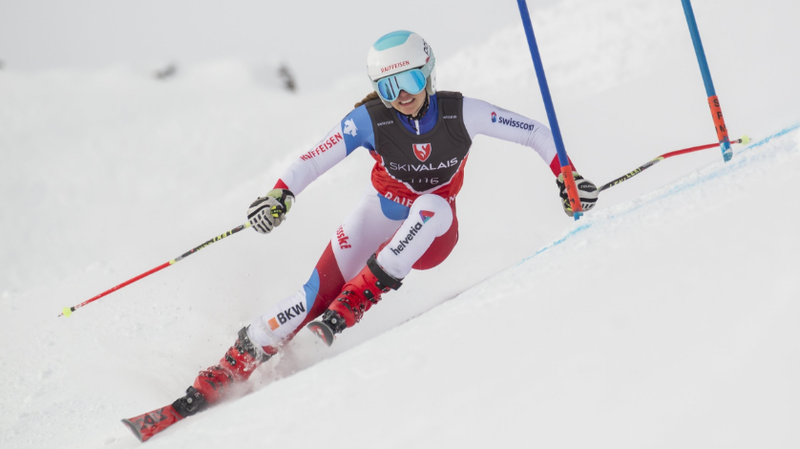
[307, 254, 402, 346]
[122, 327, 276, 442]
[173, 326, 275, 417]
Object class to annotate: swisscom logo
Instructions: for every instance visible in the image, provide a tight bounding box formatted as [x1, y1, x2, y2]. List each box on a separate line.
[491, 111, 534, 130]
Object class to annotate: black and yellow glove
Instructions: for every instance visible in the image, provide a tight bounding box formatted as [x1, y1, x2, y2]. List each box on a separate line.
[247, 189, 295, 234]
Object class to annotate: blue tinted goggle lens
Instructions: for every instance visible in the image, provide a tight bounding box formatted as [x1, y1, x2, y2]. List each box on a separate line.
[376, 69, 427, 102]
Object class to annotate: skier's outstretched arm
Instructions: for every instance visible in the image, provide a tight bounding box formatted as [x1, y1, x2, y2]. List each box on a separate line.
[462, 96, 597, 214]
[273, 106, 376, 196]
[248, 106, 376, 232]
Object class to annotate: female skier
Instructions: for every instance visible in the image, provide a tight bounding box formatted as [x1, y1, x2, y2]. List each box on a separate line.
[174, 30, 598, 416]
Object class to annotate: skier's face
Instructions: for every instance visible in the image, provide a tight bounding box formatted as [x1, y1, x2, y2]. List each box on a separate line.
[391, 89, 427, 116]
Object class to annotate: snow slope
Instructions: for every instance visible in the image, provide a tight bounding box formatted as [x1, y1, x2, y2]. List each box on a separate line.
[1, 0, 799, 448]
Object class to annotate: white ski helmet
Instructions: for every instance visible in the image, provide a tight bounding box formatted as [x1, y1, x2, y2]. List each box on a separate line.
[367, 30, 436, 108]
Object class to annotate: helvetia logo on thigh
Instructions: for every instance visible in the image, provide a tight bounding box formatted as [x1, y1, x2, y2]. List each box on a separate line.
[391, 221, 425, 256]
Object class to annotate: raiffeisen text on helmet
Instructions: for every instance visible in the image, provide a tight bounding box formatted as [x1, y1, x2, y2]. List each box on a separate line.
[381, 61, 410, 74]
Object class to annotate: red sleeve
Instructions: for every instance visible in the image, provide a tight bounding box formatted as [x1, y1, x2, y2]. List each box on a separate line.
[549, 155, 577, 177]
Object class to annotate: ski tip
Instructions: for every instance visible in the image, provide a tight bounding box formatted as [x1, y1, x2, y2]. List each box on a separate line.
[121, 404, 184, 443]
[121, 419, 145, 443]
[306, 321, 335, 347]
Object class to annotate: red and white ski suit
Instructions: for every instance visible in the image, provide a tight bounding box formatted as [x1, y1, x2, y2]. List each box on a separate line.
[247, 92, 568, 350]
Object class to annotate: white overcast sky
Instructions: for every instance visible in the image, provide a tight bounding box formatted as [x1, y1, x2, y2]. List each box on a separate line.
[0, 0, 561, 90]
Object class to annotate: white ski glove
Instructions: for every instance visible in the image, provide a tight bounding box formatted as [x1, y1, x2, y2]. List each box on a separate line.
[247, 189, 295, 234]
[556, 172, 598, 217]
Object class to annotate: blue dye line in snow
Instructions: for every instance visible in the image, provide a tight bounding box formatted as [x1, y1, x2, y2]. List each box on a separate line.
[741, 122, 800, 150]
[518, 123, 800, 265]
[519, 222, 594, 263]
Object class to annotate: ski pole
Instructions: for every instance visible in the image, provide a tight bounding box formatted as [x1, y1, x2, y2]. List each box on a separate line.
[516, 0, 583, 220]
[598, 136, 749, 193]
[58, 222, 251, 317]
[682, 0, 733, 162]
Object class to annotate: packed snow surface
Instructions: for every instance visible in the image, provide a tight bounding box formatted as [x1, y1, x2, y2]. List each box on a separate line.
[2, 0, 799, 448]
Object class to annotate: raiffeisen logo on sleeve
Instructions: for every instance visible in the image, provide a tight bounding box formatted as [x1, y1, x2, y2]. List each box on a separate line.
[491, 111, 535, 130]
[299, 133, 343, 161]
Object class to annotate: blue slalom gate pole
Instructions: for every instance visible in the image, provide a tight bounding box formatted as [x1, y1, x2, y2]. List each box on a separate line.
[681, 0, 733, 162]
[516, 0, 583, 220]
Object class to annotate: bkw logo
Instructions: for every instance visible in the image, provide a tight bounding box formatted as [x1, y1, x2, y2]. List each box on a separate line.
[268, 302, 307, 330]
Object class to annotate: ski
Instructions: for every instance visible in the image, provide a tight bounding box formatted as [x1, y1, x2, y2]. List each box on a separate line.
[122, 386, 207, 442]
[122, 404, 185, 442]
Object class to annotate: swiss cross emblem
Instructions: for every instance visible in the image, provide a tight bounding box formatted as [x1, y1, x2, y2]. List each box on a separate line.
[413, 143, 432, 162]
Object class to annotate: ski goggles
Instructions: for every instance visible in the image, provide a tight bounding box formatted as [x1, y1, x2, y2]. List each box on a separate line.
[375, 68, 427, 102]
